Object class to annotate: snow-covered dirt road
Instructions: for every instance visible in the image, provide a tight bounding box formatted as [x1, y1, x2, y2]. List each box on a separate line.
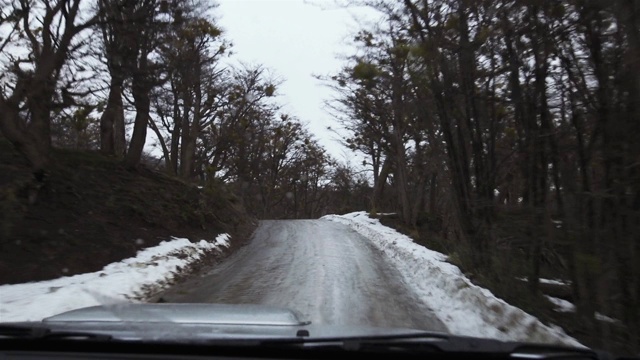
[159, 220, 448, 332]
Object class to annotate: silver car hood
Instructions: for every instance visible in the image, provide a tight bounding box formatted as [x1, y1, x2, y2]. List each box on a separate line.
[0, 304, 604, 358]
[44, 303, 309, 326]
[29, 303, 429, 341]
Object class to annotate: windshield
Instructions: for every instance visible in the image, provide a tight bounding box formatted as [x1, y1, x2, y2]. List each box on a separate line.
[0, 0, 638, 357]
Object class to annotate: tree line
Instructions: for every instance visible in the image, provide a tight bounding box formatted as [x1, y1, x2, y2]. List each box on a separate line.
[0, 0, 370, 219]
[327, 0, 639, 350]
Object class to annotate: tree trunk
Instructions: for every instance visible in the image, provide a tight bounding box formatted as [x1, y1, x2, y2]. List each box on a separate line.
[114, 92, 126, 157]
[181, 77, 202, 180]
[410, 169, 427, 227]
[100, 76, 123, 155]
[148, 116, 171, 168]
[390, 55, 411, 225]
[168, 85, 181, 175]
[527, 3, 552, 295]
[179, 91, 192, 177]
[394, 143, 412, 225]
[429, 172, 438, 215]
[372, 155, 392, 213]
[124, 75, 151, 169]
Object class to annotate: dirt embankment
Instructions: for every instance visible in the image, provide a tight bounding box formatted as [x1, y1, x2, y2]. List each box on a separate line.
[0, 140, 256, 285]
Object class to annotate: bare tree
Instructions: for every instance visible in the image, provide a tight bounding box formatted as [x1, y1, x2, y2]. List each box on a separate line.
[0, 0, 98, 174]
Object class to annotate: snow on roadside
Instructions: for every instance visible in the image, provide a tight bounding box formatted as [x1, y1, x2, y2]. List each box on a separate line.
[545, 295, 576, 313]
[518, 277, 571, 286]
[540, 278, 571, 286]
[595, 313, 619, 324]
[322, 212, 584, 348]
[0, 234, 230, 323]
[544, 296, 620, 325]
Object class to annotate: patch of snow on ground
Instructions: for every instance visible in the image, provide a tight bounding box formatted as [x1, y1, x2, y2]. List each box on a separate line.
[322, 212, 584, 348]
[540, 278, 571, 286]
[595, 313, 619, 324]
[545, 295, 576, 313]
[540, 279, 571, 286]
[544, 296, 620, 325]
[0, 234, 231, 322]
[518, 277, 571, 286]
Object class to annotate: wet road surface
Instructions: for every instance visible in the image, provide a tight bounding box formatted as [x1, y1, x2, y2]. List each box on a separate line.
[160, 220, 447, 332]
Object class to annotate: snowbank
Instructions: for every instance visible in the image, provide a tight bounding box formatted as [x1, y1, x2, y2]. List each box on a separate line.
[518, 277, 572, 286]
[0, 234, 230, 322]
[322, 212, 583, 348]
[544, 296, 620, 324]
[545, 295, 576, 313]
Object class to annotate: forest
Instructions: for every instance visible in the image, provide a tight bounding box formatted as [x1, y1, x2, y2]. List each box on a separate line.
[0, 0, 638, 353]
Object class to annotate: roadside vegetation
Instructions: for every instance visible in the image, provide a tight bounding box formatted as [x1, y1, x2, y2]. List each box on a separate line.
[324, 0, 640, 354]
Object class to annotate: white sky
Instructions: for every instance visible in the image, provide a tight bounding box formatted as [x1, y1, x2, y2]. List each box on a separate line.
[215, 0, 378, 162]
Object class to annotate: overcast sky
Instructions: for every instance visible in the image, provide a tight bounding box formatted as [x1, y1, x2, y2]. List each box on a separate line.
[215, 0, 378, 162]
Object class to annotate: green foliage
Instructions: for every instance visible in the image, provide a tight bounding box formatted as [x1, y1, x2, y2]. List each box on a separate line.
[195, 19, 222, 38]
[264, 84, 275, 97]
[504, 127, 517, 141]
[444, 14, 459, 30]
[575, 252, 602, 275]
[354, 30, 375, 47]
[408, 44, 427, 58]
[474, 26, 490, 43]
[352, 61, 380, 81]
[179, 18, 222, 42]
[391, 44, 410, 59]
[51, 106, 100, 150]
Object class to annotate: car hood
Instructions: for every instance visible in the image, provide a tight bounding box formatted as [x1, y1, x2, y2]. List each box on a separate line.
[2, 304, 607, 358]
[7, 303, 431, 341]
